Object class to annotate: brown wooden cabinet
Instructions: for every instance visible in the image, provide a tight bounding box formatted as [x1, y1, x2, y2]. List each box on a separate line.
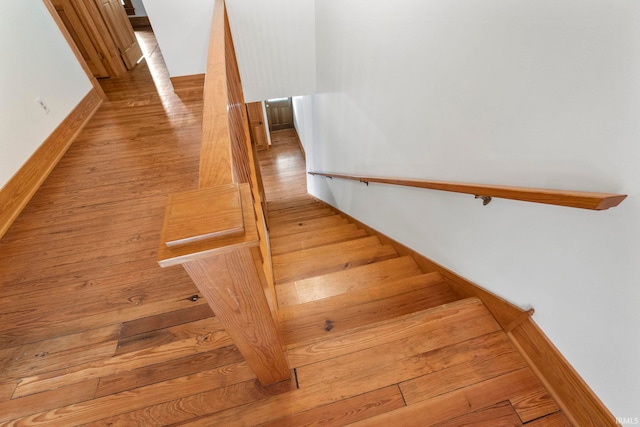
[246, 102, 270, 150]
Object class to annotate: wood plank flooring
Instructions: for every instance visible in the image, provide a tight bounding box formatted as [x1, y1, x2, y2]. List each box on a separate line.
[0, 30, 571, 426]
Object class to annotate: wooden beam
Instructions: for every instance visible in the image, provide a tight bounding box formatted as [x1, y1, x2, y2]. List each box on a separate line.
[158, 183, 290, 385]
[182, 248, 290, 385]
[199, 0, 233, 188]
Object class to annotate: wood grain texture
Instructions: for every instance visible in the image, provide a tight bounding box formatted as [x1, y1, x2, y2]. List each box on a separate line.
[428, 401, 524, 427]
[170, 74, 205, 96]
[0, 380, 99, 423]
[258, 386, 406, 427]
[306, 195, 525, 330]
[157, 184, 259, 267]
[278, 271, 444, 322]
[345, 368, 558, 427]
[285, 298, 501, 367]
[199, 0, 233, 188]
[0, 26, 576, 427]
[13, 317, 231, 398]
[308, 172, 627, 210]
[275, 256, 423, 307]
[279, 275, 456, 345]
[525, 411, 574, 427]
[270, 223, 368, 256]
[182, 248, 291, 385]
[508, 318, 616, 427]
[162, 184, 245, 247]
[13, 362, 255, 426]
[170, 0, 278, 356]
[246, 101, 269, 150]
[269, 214, 349, 238]
[89, 377, 297, 427]
[42, 0, 108, 92]
[272, 236, 397, 283]
[0, 88, 102, 239]
[94, 346, 243, 397]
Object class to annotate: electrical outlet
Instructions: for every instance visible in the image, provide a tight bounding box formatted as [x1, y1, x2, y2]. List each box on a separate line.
[35, 97, 50, 114]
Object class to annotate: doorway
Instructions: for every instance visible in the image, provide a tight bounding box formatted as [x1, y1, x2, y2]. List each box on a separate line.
[46, 0, 142, 78]
[265, 98, 294, 131]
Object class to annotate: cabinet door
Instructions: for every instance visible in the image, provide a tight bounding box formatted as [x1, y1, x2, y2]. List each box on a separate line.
[247, 102, 270, 150]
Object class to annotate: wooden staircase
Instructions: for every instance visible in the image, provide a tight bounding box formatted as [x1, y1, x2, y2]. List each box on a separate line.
[238, 193, 566, 425]
[268, 196, 458, 346]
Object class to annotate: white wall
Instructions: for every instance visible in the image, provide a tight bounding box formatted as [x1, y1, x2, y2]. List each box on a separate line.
[292, 96, 313, 152]
[0, 2, 93, 189]
[141, 0, 215, 77]
[302, 0, 640, 421]
[226, 0, 316, 102]
[142, 0, 316, 100]
[130, 0, 147, 16]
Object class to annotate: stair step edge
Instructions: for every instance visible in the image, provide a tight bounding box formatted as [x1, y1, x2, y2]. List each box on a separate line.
[278, 271, 446, 321]
[268, 215, 349, 237]
[273, 239, 398, 284]
[279, 281, 457, 347]
[285, 297, 499, 365]
[267, 208, 337, 224]
[273, 235, 386, 262]
[270, 224, 368, 256]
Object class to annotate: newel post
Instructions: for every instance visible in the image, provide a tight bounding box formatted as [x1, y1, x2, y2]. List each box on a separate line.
[157, 183, 290, 385]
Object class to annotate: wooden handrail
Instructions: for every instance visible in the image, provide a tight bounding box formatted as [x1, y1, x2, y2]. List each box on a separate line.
[157, 0, 289, 386]
[308, 172, 627, 211]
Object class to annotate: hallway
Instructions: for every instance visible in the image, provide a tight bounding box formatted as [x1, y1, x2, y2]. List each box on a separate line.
[0, 30, 216, 424]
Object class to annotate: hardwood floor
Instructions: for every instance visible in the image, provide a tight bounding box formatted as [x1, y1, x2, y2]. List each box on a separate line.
[0, 31, 571, 426]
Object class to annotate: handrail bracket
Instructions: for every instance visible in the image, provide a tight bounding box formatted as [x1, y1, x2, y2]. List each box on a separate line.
[475, 195, 492, 206]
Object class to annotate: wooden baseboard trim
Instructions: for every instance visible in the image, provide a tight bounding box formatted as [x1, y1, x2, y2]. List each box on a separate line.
[0, 88, 103, 239]
[508, 319, 616, 426]
[170, 74, 205, 97]
[294, 130, 306, 160]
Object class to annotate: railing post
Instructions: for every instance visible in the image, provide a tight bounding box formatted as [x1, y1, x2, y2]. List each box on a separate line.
[157, 183, 290, 385]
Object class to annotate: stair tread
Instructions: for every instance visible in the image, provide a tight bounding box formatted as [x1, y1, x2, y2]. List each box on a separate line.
[278, 271, 445, 320]
[267, 207, 336, 225]
[276, 256, 423, 307]
[270, 223, 368, 256]
[285, 297, 500, 367]
[267, 197, 323, 212]
[268, 215, 349, 238]
[267, 202, 331, 217]
[279, 276, 456, 345]
[272, 236, 397, 284]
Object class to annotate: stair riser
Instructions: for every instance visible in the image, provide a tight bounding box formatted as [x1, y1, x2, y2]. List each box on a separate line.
[269, 216, 349, 238]
[270, 224, 368, 256]
[280, 284, 456, 344]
